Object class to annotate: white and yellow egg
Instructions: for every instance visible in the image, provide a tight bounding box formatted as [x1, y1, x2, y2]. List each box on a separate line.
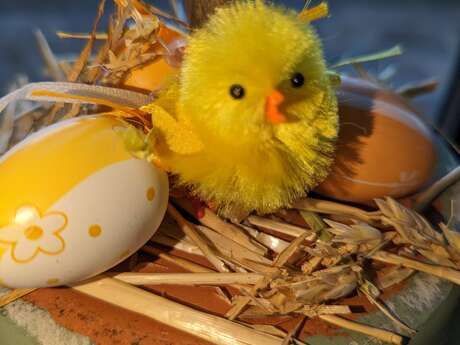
[0, 115, 168, 288]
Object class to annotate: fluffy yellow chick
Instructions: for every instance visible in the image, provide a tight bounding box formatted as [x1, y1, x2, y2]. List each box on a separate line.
[142, 1, 338, 217]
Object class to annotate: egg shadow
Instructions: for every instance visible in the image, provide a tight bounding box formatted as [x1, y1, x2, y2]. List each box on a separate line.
[316, 78, 377, 197]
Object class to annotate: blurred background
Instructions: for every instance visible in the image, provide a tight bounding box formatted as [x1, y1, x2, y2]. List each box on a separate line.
[1, 0, 459, 129]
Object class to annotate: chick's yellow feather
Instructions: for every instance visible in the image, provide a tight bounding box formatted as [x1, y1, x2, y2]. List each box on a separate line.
[145, 1, 338, 217]
[140, 102, 204, 155]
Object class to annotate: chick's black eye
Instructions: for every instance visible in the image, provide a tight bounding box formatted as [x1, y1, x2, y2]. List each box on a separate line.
[230, 84, 245, 99]
[291, 73, 305, 88]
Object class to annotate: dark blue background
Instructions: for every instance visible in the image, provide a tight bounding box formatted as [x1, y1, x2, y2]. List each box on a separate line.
[0, 0, 459, 121]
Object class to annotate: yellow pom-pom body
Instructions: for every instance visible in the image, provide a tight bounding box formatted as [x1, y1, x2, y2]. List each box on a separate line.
[149, 1, 338, 216]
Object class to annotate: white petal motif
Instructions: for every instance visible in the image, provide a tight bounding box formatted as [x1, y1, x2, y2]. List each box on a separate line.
[12, 238, 39, 263]
[37, 212, 67, 235]
[37, 234, 65, 255]
[0, 225, 23, 243]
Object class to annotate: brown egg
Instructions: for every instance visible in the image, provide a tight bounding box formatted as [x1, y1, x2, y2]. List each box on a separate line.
[121, 24, 183, 92]
[316, 76, 437, 204]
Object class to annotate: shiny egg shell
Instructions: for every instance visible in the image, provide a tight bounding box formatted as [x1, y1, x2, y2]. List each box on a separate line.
[0, 116, 168, 288]
[316, 76, 437, 203]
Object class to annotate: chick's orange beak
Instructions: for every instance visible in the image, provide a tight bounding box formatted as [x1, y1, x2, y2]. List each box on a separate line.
[265, 90, 287, 124]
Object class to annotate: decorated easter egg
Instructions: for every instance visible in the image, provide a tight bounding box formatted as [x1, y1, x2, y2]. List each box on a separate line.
[316, 76, 436, 203]
[0, 116, 168, 288]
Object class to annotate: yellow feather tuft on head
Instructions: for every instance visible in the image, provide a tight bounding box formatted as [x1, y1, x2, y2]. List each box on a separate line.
[146, 0, 338, 217]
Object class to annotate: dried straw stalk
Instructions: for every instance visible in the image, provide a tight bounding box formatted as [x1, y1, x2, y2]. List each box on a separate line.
[113, 272, 264, 286]
[0, 288, 37, 307]
[56, 31, 108, 40]
[415, 165, 460, 211]
[295, 198, 381, 223]
[142, 245, 214, 273]
[274, 232, 310, 267]
[241, 323, 287, 338]
[248, 216, 316, 239]
[302, 305, 351, 317]
[72, 276, 283, 345]
[141, 246, 233, 304]
[226, 296, 252, 320]
[372, 251, 460, 285]
[151, 233, 203, 255]
[196, 225, 272, 265]
[239, 224, 290, 253]
[168, 203, 230, 272]
[35, 30, 66, 81]
[397, 79, 438, 98]
[174, 198, 267, 255]
[67, 0, 106, 82]
[359, 285, 416, 335]
[319, 315, 403, 345]
[281, 316, 304, 345]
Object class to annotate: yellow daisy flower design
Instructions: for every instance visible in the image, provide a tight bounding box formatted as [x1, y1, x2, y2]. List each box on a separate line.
[0, 206, 67, 263]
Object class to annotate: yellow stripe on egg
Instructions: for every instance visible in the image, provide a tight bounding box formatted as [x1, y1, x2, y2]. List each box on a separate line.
[0, 116, 132, 227]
